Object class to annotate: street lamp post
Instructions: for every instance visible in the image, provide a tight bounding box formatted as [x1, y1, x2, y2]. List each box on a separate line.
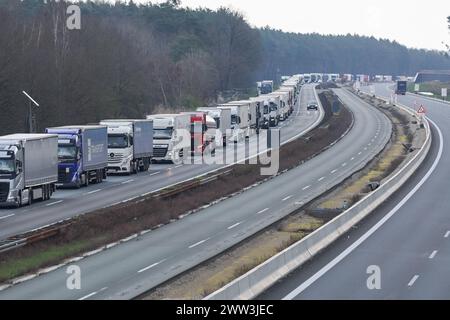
[22, 91, 39, 133]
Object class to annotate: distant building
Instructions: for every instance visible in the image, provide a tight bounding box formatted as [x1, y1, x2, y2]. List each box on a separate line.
[414, 70, 450, 83]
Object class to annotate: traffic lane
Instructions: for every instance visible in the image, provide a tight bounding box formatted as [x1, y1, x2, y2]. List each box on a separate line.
[0, 86, 321, 239]
[258, 121, 442, 300]
[0, 84, 388, 300]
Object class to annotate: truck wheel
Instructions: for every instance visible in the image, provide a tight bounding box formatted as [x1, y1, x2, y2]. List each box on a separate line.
[16, 193, 22, 208]
[42, 185, 48, 201]
[28, 189, 33, 206]
[84, 174, 89, 187]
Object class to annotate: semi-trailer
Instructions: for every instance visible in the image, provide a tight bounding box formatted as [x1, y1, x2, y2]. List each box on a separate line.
[0, 134, 58, 207]
[146, 114, 191, 163]
[180, 112, 216, 157]
[196, 107, 232, 147]
[395, 80, 407, 95]
[100, 119, 153, 174]
[46, 125, 108, 188]
[217, 103, 249, 143]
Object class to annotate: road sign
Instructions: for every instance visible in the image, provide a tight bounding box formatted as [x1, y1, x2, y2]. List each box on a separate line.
[417, 105, 426, 114]
[442, 88, 447, 98]
[414, 84, 420, 92]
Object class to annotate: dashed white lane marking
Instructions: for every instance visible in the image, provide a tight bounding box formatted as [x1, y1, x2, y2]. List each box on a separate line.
[364, 147, 368, 150]
[78, 287, 108, 300]
[227, 221, 243, 230]
[0, 214, 15, 220]
[138, 259, 167, 273]
[342, 163, 347, 167]
[148, 171, 161, 176]
[188, 238, 210, 249]
[350, 157, 355, 161]
[408, 275, 419, 287]
[302, 186, 311, 191]
[282, 195, 293, 201]
[45, 200, 63, 207]
[429, 250, 438, 259]
[174, 165, 183, 169]
[331, 169, 338, 174]
[358, 152, 362, 155]
[445, 231, 450, 238]
[257, 208, 269, 215]
[318, 177, 325, 182]
[121, 179, 134, 185]
[78, 292, 97, 300]
[84, 189, 102, 195]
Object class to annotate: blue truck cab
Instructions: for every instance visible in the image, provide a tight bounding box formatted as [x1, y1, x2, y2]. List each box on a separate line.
[45, 126, 108, 188]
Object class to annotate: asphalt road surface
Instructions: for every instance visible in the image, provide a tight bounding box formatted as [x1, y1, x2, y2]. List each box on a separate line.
[260, 83, 449, 300]
[0, 86, 391, 299]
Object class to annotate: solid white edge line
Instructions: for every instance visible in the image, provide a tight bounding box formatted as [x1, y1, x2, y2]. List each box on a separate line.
[283, 117, 442, 300]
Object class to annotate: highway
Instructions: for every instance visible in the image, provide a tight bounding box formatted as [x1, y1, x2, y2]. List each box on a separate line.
[259, 83, 449, 300]
[0, 84, 322, 240]
[0, 87, 392, 299]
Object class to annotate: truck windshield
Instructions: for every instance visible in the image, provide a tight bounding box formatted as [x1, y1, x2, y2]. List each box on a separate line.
[0, 158, 14, 174]
[58, 144, 77, 161]
[153, 128, 173, 139]
[108, 134, 129, 148]
[270, 104, 278, 112]
[263, 105, 269, 114]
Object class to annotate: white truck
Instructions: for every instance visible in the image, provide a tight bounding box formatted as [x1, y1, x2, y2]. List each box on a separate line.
[0, 134, 58, 207]
[196, 107, 231, 147]
[272, 91, 290, 121]
[277, 86, 295, 116]
[100, 119, 153, 174]
[217, 103, 249, 143]
[228, 100, 258, 136]
[145, 114, 191, 163]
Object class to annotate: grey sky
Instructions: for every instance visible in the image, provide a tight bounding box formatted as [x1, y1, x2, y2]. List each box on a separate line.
[128, 0, 450, 50]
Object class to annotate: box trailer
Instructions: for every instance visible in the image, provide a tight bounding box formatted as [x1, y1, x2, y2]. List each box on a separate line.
[0, 134, 58, 207]
[100, 119, 153, 174]
[46, 125, 108, 188]
[196, 107, 232, 147]
[146, 114, 191, 163]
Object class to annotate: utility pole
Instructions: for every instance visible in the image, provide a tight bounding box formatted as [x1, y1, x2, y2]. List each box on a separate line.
[22, 91, 39, 133]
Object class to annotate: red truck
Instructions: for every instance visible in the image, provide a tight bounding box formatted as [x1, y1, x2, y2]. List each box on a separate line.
[181, 112, 216, 157]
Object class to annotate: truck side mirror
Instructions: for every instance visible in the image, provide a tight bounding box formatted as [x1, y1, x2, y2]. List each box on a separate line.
[16, 160, 22, 174]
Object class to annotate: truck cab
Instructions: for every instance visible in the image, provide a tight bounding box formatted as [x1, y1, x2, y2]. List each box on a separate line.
[0, 134, 58, 207]
[146, 114, 190, 164]
[100, 120, 153, 174]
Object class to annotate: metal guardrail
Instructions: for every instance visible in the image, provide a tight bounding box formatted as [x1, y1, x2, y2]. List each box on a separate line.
[205, 91, 431, 300]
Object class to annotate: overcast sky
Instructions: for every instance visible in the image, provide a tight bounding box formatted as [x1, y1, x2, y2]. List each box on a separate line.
[132, 0, 450, 50]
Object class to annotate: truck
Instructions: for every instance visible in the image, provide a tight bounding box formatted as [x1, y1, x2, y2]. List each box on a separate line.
[146, 114, 191, 163]
[277, 86, 295, 115]
[262, 94, 281, 126]
[99, 119, 153, 174]
[196, 107, 231, 147]
[229, 100, 259, 136]
[46, 126, 108, 188]
[249, 96, 266, 134]
[395, 80, 407, 95]
[272, 92, 289, 121]
[260, 80, 274, 94]
[181, 112, 216, 157]
[0, 134, 58, 207]
[217, 103, 249, 143]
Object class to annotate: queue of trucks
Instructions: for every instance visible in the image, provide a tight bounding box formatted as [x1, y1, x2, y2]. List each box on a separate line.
[0, 75, 302, 207]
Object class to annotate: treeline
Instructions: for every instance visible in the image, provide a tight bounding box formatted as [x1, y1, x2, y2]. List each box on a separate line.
[258, 29, 450, 80]
[0, 0, 449, 135]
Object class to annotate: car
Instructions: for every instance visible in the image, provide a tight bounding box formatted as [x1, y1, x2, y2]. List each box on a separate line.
[307, 101, 319, 111]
